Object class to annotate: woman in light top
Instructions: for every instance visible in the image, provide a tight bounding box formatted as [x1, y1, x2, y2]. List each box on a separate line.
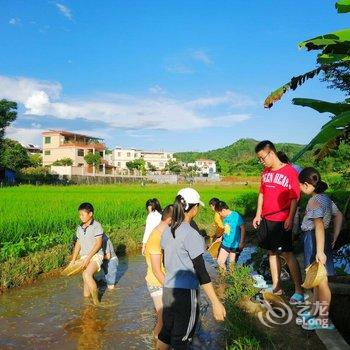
[157, 188, 226, 350]
[142, 198, 162, 255]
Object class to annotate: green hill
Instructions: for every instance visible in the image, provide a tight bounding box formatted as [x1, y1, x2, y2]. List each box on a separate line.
[174, 138, 306, 175]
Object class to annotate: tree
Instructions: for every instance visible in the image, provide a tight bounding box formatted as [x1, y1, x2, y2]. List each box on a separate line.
[52, 158, 73, 166]
[147, 162, 157, 172]
[0, 100, 17, 153]
[0, 139, 30, 171]
[164, 160, 182, 174]
[217, 159, 230, 175]
[84, 153, 101, 167]
[126, 158, 146, 174]
[28, 154, 42, 168]
[322, 62, 350, 94]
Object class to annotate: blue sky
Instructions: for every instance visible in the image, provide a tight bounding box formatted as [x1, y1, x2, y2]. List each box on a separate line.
[0, 0, 348, 152]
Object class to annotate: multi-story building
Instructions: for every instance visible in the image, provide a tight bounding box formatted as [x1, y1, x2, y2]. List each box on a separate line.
[42, 130, 106, 168]
[23, 144, 42, 155]
[109, 147, 175, 170]
[194, 159, 216, 176]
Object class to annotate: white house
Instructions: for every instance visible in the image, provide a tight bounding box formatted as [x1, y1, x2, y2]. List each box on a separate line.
[109, 147, 175, 170]
[195, 159, 216, 176]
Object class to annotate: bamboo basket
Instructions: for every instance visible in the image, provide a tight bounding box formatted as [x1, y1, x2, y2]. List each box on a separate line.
[61, 259, 84, 277]
[301, 261, 327, 289]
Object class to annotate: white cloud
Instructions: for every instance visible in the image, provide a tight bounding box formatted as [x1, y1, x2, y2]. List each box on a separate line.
[191, 50, 212, 66]
[31, 122, 42, 128]
[0, 75, 253, 132]
[5, 126, 45, 145]
[9, 18, 21, 26]
[186, 91, 256, 109]
[149, 85, 166, 95]
[56, 3, 73, 20]
[164, 63, 193, 74]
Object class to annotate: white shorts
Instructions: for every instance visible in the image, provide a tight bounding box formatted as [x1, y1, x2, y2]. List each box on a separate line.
[147, 284, 163, 298]
[80, 254, 103, 272]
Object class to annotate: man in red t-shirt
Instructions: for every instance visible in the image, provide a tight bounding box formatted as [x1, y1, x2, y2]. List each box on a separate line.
[253, 140, 304, 304]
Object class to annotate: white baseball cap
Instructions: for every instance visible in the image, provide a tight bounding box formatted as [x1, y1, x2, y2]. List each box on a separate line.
[177, 188, 204, 207]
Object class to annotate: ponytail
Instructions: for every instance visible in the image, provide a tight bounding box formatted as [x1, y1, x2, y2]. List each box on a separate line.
[145, 198, 162, 213]
[315, 180, 328, 194]
[171, 195, 185, 237]
[170, 195, 198, 237]
[299, 167, 328, 194]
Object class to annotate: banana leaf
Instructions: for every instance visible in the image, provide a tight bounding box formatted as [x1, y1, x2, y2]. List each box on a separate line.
[336, 0, 350, 13]
[292, 111, 350, 161]
[299, 29, 350, 50]
[264, 67, 325, 108]
[292, 98, 350, 115]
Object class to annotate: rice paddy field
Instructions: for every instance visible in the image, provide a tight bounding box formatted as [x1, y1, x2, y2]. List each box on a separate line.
[0, 183, 259, 262]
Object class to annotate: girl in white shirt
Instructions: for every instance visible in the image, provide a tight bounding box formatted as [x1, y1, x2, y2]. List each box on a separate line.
[142, 198, 162, 255]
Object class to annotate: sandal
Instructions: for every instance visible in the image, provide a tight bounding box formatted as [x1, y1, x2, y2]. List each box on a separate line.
[289, 293, 305, 305]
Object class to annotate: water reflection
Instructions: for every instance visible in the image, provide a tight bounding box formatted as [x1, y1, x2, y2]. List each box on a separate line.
[64, 303, 107, 350]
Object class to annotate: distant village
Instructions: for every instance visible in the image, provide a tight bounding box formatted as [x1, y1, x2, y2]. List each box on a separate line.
[11, 130, 218, 182]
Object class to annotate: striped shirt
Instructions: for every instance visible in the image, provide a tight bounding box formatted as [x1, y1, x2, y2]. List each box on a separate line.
[76, 219, 104, 256]
[301, 194, 340, 232]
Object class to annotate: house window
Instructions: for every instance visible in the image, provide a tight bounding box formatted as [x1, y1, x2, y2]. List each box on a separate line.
[77, 149, 84, 157]
[44, 150, 51, 155]
[134, 153, 138, 158]
[127, 152, 131, 157]
[117, 152, 121, 157]
[45, 136, 51, 144]
[117, 162, 121, 167]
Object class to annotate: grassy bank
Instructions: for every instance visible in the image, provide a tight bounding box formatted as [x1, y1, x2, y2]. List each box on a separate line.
[223, 266, 273, 349]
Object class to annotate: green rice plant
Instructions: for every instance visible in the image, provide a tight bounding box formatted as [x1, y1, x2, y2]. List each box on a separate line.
[0, 184, 258, 262]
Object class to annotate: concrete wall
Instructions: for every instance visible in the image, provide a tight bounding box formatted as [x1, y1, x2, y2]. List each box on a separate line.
[147, 174, 178, 184]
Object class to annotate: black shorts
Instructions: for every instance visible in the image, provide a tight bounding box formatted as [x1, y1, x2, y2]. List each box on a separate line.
[158, 287, 199, 350]
[220, 244, 241, 253]
[260, 219, 293, 253]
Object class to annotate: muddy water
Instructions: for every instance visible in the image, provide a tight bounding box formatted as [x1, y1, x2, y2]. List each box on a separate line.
[0, 254, 224, 350]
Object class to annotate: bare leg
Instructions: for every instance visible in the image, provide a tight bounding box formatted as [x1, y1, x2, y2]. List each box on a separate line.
[269, 251, 282, 294]
[83, 281, 91, 298]
[217, 249, 229, 270]
[82, 261, 100, 306]
[317, 278, 331, 321]
[228, 252, 236, 271]
[156, 339, 170, 350]
[152, 294, 163, 338]
[310, 287, 319, 316]
[282, 252, 303, 294]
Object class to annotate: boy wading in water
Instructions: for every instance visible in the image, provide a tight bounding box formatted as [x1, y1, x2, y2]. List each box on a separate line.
[69, 203, 104, 305]
[157, 188, 226, 350]
[144, 205, 173, 338]
[216, 201, 246, 271]
[253, 141, 304, 303]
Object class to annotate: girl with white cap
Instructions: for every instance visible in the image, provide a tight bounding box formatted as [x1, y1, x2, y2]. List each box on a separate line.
[157, 188, 226, 350]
